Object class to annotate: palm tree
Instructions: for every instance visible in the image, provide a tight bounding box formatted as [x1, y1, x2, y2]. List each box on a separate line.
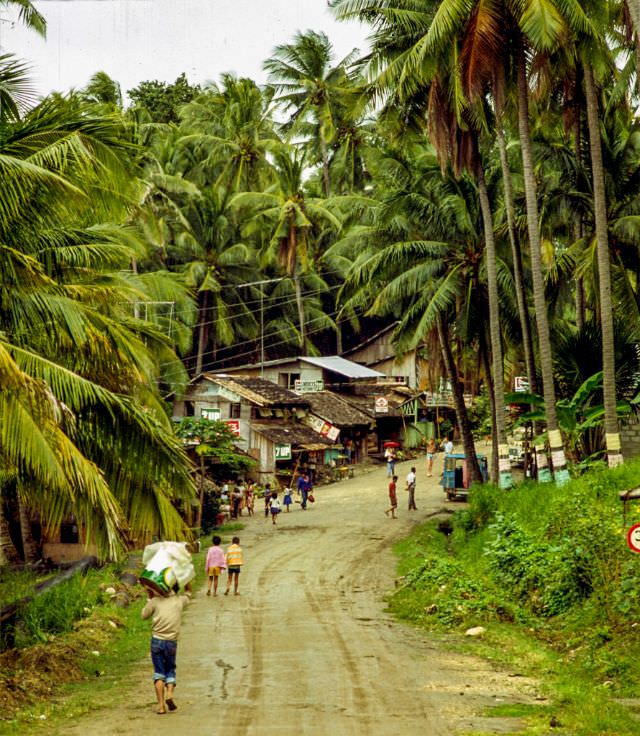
[232, 145, 341, 349]
[0, 74, 196, 563]
[264, 30, 359, 196]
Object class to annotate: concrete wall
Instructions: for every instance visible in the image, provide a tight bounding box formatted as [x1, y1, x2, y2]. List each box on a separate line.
[621, 417, 640, 459]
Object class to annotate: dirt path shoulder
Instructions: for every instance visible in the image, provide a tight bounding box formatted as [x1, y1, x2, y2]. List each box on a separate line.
[63, 458, 538, 736]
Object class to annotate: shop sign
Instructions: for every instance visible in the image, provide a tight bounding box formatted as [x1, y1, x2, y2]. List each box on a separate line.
[514, 376, 530, 393]
[226, 420, 240, 436]
[294, 379, 324, 393]
[303, 414, 339, 440]
[201, 407, 221, 421]
[374, 396, 389, 413]
[275, 443, 292, 460]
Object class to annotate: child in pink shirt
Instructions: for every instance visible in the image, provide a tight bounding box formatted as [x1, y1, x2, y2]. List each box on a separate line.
[205, 535, 227, 596]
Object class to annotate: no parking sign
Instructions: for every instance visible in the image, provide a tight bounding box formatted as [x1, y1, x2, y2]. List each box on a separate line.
[627, 523, 640, 553]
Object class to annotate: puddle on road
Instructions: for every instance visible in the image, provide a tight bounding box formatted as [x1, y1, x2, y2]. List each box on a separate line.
[215, 659, 234, 700]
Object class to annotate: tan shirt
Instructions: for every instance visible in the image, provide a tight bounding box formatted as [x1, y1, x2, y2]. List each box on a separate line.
[141, 592, 190, 641]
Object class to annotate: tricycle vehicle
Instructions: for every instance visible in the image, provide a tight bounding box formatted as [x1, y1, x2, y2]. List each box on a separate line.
[440, 453, 489, 501]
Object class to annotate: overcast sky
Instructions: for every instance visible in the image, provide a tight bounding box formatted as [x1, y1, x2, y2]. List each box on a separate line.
[0, 1, 370, 101]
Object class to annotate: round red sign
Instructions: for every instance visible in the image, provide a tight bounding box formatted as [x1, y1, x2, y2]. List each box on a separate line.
[627, 523, 640, 553]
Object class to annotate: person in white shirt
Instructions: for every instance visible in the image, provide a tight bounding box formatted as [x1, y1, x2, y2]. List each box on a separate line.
[406, 467, 417, 511]
[443, 438, 454, 454]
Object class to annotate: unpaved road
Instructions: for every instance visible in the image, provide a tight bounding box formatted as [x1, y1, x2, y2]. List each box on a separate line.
[64, 458, 538, 735]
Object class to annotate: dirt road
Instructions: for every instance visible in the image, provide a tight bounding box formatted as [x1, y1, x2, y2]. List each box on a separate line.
[64, 458, 537, 735]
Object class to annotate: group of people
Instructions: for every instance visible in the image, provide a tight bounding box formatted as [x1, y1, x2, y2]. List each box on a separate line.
[141, 535, 245, 714]
[385, 466, 418, 517]
[220, 480, 255, 519]
[384, 436, 454, 517]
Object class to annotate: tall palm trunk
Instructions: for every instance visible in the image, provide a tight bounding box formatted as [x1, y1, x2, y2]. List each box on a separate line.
[477, 167, 512, 489]
[19, 498, 38, 563]
[436, 315, 483, 482]
[572, 116, 586, 332]
[195, 289, 210, 376]
[516, 44, 569, 485]
[479, 323, 499, 482]
[626, 0, 640, 92]
[319, 129, 331, 198]
[288, 226, 306, 348]
[583, 63, 623, 467]
[495, 123, 537, 395]
[0, 501, 19, 567]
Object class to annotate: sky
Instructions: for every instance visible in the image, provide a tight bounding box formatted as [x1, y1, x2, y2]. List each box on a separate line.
[0, 0, 370, 101]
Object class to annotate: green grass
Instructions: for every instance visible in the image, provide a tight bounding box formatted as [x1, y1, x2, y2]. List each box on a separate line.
[0, 551, 209, 736]
[387, 459, 640, 735]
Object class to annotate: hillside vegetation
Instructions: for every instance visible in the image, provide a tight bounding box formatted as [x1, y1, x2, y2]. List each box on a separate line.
[390, 462, 640, 734]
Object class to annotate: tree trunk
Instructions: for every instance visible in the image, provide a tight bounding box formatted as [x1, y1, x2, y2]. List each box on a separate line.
[293, 270, 306, 349]
[583, 63, 623, 467]
[479, 324, 499, 483]
[436, 315, 482, 482]
[516, 42, 569, 485]
[626, 0, 640, 94]
[495, 122, 537, 395]
[0, 501, 19, 567]
[319, 129, 331, 198]
[477, 166, 513, 489]
[195, 290, 210, 376]
[18, 498, 39, 563]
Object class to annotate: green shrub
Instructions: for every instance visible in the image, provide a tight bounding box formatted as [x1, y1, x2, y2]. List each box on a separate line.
[15, 570, 103, 647]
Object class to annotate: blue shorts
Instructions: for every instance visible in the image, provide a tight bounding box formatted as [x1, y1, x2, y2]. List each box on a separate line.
[228, 566, 241, 574]
[150, 637, 177, 684]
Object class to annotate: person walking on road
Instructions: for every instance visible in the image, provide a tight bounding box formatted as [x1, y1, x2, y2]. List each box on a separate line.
[297, 472, 309, 510]
[406, 467, 417, 511]
[224, 537, 243, 596]
[384, 446, 397, 477]
[283, 486, 292, 512]
[426, 438, 436, 477]
[263, 483, 272, 519]
[385, 475, 398, 518]
[269, 491, 281, 524]
[205, 535, 226, 596]
[141, 583, 191, 714]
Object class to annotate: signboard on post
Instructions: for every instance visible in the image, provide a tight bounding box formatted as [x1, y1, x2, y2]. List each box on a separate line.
[514, 376, 530, 393]
[275, 443, 292, 460]
[375, 396, 389, 414]
[201, 408, 221, 421]
[627, 523, 640, 553]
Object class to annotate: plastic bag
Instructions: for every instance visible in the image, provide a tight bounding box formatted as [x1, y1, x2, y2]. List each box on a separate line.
[140, 541, 195, 596]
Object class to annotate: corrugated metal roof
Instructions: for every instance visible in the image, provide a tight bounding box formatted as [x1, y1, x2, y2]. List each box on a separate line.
[300, 356, 384, 379]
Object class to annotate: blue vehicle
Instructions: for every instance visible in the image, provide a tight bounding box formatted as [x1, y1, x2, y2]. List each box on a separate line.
[440, 453, 489, 501]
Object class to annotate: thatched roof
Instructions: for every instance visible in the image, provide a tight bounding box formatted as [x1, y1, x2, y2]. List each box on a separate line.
[303, 391, 372, 427]
[251, 423, 334, 450]
[202, 374, 308, 407]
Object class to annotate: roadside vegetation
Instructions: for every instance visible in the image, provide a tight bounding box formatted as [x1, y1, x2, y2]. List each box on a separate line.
[389, 461, 640, 734]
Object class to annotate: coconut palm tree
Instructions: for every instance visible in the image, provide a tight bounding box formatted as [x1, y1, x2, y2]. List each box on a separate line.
[232, 145, 342, 349]
[264, 29, 359, 197]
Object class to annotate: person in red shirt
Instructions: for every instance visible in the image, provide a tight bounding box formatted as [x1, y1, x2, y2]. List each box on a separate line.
[385, 475, 398, 518]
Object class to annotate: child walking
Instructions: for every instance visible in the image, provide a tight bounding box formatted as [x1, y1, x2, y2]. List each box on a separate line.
[385, 475, 398, 518]
[141, 583, 191, 714]
[205, 535, 226, 596]
[224, 536, 244, 595]
[269, 491, 281, 524]
[283, 486, 292, 512]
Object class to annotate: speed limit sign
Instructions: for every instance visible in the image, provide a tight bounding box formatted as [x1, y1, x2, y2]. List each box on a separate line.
[627, 524, 640, 553]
